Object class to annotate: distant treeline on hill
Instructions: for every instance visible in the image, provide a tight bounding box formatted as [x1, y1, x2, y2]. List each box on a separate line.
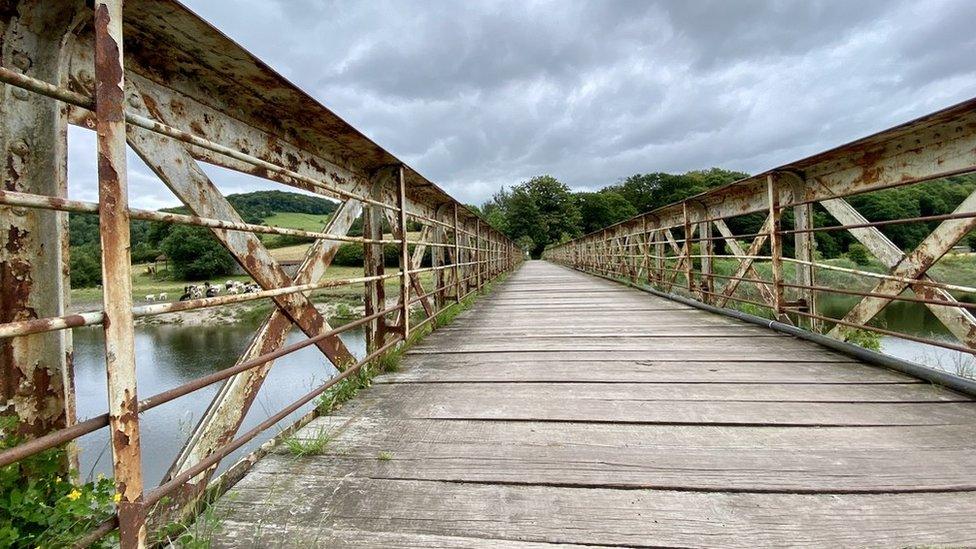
[69, 191, 340, 286]
[474, 169, 976, 259]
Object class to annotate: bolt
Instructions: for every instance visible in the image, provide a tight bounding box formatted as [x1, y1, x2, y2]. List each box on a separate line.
[10, 139, 30, 158]
[127, 94, 141, 108]
[12, 53, 30, 71]
[12, 88, 29, 101]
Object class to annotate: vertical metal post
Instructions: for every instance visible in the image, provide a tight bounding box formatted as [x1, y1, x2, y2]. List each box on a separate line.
[700, 211, 713, 304]
[0, 1, 77, 468]
[791, 176, 817, 331]
[453, 204, 461, 303]
[767, 173, 785, 318]
[396, 166, 409, 339]
[683, 202, 694, 294]
[642, 215, 650, 284]
[655, 229, 665, 287]
[476, 219, 483, 291]
[432, 208, 445, 310]
[363, 175, 387, 350]
[94, 1, 145, 545]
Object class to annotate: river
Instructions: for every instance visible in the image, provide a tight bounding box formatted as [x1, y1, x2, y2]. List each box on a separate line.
[71, 321, 365, 486]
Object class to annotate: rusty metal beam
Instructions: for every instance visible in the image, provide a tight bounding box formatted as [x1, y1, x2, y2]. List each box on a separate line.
[0, 0, 79, 469]
[93, 1, 146, 545]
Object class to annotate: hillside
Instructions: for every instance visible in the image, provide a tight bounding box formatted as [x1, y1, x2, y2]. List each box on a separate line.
[68, 190, 341, 286]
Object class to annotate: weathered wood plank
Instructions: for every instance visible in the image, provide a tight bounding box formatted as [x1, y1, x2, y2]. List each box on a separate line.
[380, 360, 917, 384]
[220, 478, 976, 547]
[211, 260, 976, 547]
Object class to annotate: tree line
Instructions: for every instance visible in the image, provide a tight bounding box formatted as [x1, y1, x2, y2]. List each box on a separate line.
[69, 191, 339, 286]
[475, 169, 976, 259]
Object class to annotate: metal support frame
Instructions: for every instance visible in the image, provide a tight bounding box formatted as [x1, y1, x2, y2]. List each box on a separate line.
[93, 1, 145, 545]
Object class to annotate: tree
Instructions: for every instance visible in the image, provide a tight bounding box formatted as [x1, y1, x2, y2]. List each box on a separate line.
[69, 245, 102, 288]
[574, 191, 637, 234]
[161, 225, 237, 280]
[609, 168, 748, 215]
[502, 175, 581, 257]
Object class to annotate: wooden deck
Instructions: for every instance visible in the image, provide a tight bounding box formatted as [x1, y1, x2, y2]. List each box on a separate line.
[212, 260, 976, 547]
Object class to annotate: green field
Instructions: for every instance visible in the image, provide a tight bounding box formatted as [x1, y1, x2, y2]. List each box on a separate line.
[261, 212, 332, 232]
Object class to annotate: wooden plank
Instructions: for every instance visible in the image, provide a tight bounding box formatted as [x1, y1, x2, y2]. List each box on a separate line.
[404, 350, 854, 362]
[214, 522, 607, 548]
[353, 381, 966, 403]
[378, 360, 919, 384]
[219, 478, 976, 547]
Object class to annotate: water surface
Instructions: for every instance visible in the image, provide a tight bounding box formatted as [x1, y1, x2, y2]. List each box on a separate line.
[72, 321, 365, 486]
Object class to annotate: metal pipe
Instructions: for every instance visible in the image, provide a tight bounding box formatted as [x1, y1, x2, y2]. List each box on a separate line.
[0, 189, 398, 244]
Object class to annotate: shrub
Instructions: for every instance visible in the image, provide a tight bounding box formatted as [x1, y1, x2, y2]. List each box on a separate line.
[0, 417, 117, 548]
[70, 245, 102, 288]
[161, 225, 236, 281]
[845, 243, 871, 266]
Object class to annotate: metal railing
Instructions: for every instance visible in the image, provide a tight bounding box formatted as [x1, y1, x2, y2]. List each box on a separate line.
[545, 96, 976, 375]
[0, 2, 519, 546]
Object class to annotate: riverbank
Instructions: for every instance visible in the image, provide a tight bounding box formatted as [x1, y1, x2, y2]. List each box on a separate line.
[69, 264, 430, 327]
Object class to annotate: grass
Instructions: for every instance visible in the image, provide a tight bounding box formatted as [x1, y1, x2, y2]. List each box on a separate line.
[150, 491, 231, 549]
[282, 429, 331, 457]
[270, 230, 425, 262]
[262, 212, 333, 232]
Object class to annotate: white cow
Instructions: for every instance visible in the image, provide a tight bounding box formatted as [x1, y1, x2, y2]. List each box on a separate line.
[145, 294, 156, 302]
[157, 292, 167, 301]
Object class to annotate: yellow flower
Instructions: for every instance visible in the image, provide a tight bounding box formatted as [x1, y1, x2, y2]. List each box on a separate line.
[113, 493, 122, 503]
[66, 489, 82, 501]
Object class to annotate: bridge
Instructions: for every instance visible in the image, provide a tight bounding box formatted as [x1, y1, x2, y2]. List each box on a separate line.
[1, 1, 976, 547]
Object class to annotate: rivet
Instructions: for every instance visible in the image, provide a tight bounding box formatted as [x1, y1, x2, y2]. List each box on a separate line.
[10, 139, 30, 157]
[127, 94, 141, 108]
[12, 53, 30, 71]
[12, 88, 29, 101]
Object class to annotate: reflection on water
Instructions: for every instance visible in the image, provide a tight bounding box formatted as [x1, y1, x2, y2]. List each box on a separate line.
[818, 294, 975, 377]
[73, 321, 365, 486]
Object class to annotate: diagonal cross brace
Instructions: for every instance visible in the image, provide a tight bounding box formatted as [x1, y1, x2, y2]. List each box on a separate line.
[712, 216, 778, 309]
[822, 195, 976, 347]
[381, 207, 434, 318]
[125, 91, 360, 522]
[126, 118, 353, 365]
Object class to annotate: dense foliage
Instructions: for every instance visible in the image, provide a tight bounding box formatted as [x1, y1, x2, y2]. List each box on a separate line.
[0, 417, 116, 548]
[160, 225, 238, 281]
[481, 169, 976, 260]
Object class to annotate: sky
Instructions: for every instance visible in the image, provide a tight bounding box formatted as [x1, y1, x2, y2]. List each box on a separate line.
[67, 0, 976, 210]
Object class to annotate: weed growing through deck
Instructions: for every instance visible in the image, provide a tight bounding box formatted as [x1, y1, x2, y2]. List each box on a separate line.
[152, 490, 233, 549]
[282, 430, 332, 457]
[376, 451, 393, 461]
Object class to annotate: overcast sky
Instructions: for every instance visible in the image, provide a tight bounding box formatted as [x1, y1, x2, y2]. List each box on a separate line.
[67, 0, 976, 209]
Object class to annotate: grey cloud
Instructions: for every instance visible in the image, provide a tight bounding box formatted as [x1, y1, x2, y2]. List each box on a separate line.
[66, 0, 976, 209]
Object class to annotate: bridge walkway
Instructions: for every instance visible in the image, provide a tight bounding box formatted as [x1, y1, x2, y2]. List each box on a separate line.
[211, 260, 976, 547]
